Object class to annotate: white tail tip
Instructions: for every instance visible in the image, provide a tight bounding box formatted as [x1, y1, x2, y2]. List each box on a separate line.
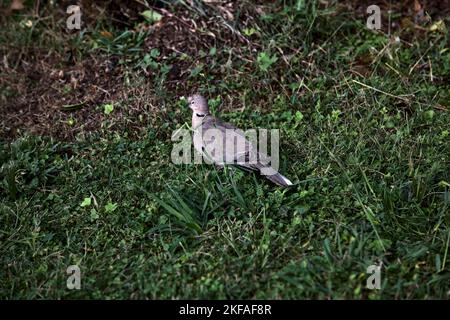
[281, 175, 293, 186]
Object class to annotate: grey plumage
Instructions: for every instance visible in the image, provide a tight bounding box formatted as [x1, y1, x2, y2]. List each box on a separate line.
[187, 94, 293, 187]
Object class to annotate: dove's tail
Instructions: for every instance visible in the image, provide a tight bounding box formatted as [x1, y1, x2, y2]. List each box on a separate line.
[253, 163, 293, 187]
[236, 162, 293, 187]
[265, 172, 293, 187]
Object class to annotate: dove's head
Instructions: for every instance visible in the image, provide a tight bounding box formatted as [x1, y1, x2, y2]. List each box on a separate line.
[187, 94, 209, 114]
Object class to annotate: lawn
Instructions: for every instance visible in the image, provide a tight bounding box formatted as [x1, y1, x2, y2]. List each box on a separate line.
[0, 0, 449, 299]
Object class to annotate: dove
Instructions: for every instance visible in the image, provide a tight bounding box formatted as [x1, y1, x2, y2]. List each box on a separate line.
[187, 94, 293, 187]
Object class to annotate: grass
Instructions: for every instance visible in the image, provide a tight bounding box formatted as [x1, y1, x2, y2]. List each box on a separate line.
[0, 1, 449, 299]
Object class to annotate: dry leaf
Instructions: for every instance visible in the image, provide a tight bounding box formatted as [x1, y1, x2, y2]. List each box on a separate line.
[11, 0, 24, 10]
[100, 31, 113, 39]
[413, 0, 422, 12]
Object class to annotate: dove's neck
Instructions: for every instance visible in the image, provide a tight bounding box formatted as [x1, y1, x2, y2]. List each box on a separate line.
[192, 112, 209, 129]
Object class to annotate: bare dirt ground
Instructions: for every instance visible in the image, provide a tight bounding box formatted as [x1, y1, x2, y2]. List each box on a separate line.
[1, 0, 448, 140]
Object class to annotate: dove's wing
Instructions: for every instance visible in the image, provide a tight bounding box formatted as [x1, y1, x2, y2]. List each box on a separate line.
[195, 115, 258, 165]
